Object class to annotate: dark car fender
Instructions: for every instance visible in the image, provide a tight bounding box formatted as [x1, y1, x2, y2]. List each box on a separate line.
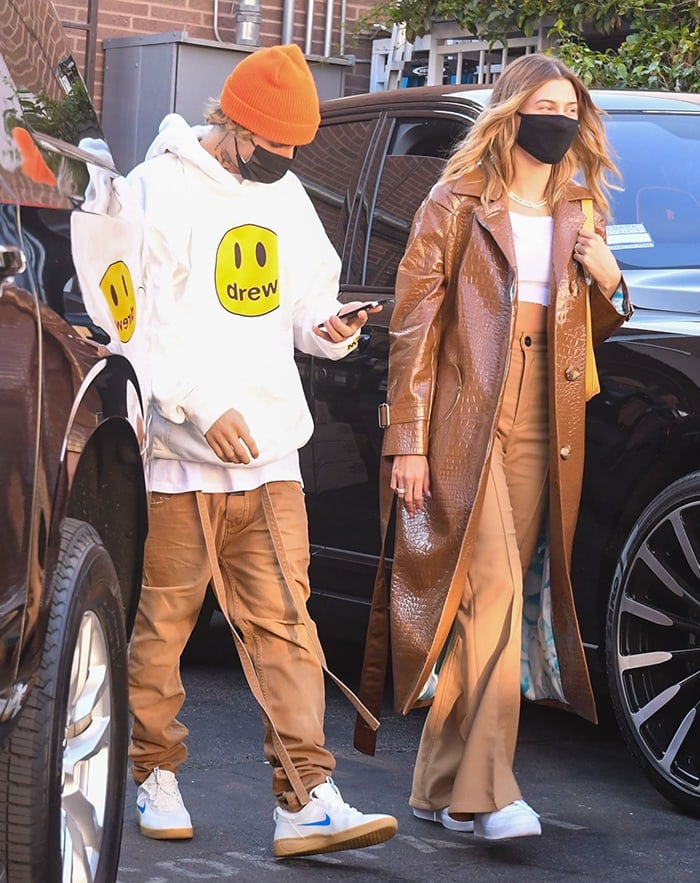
[2, 297, 147, 733]
[572, 323, 700, 668]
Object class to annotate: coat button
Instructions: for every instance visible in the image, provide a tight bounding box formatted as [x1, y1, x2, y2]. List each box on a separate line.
[560, 444, 572, 459]
[565, 367, 581, 381]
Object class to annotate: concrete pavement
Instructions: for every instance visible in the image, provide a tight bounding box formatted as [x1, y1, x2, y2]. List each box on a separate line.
[117, 620, 697, 882]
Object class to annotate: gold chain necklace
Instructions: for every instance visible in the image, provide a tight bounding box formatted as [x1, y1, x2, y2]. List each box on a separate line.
[507, 190, 547, 209]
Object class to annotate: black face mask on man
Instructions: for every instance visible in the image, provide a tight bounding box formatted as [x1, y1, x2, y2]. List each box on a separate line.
[235, 139, 295, 183]
[516, 113, 579, 165]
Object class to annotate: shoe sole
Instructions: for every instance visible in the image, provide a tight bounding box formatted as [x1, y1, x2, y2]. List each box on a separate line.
[473, 822, 542, 841]
[413, 808, 474, 833]
[273, 817, 398, 858]
[137, 809, 193, 840]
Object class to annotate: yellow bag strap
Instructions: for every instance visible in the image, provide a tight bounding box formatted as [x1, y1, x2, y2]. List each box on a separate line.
[581, 199, 600, 400]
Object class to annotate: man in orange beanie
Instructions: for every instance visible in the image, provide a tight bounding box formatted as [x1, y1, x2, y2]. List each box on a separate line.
[125, 43, 397, 858]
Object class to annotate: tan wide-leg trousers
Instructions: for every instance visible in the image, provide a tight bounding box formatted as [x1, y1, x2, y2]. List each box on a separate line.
[410, 332, 549, 815]
[128, 481, 335, 810]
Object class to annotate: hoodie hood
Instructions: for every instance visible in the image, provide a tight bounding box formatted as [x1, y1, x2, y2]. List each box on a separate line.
[126, 111, 352, 487]
[145, 113, 236, 189]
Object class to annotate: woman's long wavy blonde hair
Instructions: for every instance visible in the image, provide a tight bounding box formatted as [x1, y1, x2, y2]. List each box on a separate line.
[440, 53, 620, 216]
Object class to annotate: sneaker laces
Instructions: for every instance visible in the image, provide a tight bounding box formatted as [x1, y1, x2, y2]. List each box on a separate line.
[310, 777, 359, 814]
[145, 769, 185, 811]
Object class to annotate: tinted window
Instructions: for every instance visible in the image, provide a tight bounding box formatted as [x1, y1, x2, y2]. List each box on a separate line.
[605, 113, 700, 270]
[364, 118, 470, 288]
[295, 118, 376, 267]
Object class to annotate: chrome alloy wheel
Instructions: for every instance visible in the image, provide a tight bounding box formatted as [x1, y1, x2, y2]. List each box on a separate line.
[608, 476, 700, 815]
[60, 610, 112, 881]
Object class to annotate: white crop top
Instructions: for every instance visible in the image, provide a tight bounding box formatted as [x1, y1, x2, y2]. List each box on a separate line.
[509, 212, 554, 307]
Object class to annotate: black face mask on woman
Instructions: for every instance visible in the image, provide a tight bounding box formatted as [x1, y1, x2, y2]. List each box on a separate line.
[235, 139, 296, 184]
[516, 113, 579, 165]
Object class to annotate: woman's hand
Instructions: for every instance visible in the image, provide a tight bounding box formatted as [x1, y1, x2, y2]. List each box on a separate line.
[574, 230, 622, 298]
[391, 454, 431, 517]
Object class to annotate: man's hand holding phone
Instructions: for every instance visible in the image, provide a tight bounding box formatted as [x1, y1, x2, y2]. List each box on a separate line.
[314, 298, 390, 342]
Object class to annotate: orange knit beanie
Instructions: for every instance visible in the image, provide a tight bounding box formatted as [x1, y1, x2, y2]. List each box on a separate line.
[219, 44, 320, 146]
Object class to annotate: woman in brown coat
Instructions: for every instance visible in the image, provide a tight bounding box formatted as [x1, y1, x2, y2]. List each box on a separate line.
[379, 54, 631, 840]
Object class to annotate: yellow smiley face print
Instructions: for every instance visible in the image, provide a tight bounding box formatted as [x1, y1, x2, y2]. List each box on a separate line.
[214, 224, 280, 317]
[99, 260, 137, 342]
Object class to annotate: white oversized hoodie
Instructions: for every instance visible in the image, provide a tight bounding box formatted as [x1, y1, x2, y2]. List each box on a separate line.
[127, 113, 356, 492]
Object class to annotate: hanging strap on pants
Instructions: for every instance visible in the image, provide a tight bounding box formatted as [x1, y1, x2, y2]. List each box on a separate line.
[195, 488, 380, 806]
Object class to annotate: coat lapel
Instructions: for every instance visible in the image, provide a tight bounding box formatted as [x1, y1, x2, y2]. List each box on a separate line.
[474, 198, 516, 273]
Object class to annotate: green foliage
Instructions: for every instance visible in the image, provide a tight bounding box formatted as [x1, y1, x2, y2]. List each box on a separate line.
[16, 81, 96, 144]
[554, 6, 700, 92]
[358, 0, 700, 92]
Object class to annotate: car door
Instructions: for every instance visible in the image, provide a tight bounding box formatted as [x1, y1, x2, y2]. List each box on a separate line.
[0, 8, 141, 717]
[0, 60, 40, 710]
[295, 103, 472, 633]
[0, 37, 99, 715]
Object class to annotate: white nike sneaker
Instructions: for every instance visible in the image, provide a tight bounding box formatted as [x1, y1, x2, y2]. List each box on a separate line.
[273, 777, 398, 858]
[136, 767, 193, 839]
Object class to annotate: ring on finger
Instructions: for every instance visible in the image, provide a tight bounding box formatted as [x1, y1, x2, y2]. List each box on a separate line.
[396, 488, 406, 494]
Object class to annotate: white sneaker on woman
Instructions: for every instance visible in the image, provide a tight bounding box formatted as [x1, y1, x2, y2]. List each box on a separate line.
[474, 800, 541, 840]
[413, 806, 474, 832]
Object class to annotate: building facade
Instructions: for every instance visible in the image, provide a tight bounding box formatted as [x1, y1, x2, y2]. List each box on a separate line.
[54, 0, 378, 114]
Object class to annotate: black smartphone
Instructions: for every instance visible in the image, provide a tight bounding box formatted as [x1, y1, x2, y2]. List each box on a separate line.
[318, 298, 392, 330]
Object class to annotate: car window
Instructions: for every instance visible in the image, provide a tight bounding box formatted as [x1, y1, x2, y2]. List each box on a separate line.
[363, 118, 470, 288]
[295, 117, 376, 273]
[605, 113, 700, 271]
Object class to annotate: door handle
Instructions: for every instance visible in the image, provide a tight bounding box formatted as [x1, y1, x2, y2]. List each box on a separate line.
[0, 244, 27, 281]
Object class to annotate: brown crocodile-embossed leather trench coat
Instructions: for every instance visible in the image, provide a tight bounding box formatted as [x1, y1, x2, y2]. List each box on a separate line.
[357, 170, 631, 750]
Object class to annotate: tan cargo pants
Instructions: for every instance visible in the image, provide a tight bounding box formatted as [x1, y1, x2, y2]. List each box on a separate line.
[128, 481, 335, 810]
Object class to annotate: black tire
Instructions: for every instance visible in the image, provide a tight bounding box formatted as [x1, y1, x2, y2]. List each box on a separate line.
[606, 473, 700, 817]
[0, 518, 129, 881]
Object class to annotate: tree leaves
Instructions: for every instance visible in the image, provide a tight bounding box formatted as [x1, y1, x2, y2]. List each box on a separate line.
[356, 0, 700, 91]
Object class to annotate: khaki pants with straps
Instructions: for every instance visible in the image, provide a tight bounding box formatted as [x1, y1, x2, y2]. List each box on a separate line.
[128, 481, 335, 811]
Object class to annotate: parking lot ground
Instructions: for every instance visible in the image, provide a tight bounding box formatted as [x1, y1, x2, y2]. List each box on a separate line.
[117, 619, 697, 882]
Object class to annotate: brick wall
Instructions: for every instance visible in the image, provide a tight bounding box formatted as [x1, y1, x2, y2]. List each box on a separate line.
[54, 0, 378, 114]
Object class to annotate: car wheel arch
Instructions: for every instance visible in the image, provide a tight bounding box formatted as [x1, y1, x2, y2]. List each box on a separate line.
[586, 416, 700, 645]
[64, 414, 146, 636]
[605, 470, 700, 817]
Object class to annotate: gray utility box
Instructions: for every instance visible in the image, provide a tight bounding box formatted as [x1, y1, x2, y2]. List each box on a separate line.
[102, 31, 350, 175]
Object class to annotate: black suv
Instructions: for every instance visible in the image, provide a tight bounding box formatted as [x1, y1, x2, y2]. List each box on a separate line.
[293, 86, 700, 817]
[0, 2, 148, 879]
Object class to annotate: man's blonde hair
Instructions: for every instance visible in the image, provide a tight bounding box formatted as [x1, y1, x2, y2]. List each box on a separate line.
[203, 98, 254, 141]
